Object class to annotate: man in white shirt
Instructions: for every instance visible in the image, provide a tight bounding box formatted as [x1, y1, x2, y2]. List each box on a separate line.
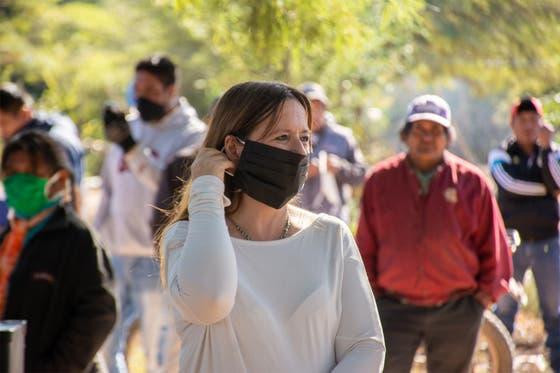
[95, 55, 206, 372]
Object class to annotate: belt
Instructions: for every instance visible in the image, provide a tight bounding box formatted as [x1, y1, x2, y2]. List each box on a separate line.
[382, 290, 474, 308]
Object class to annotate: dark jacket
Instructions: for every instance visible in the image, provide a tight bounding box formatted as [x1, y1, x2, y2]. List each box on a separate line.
[151, 149, 196, 237]
[488, 139, 560, 241]
[2, 207, 116, 372]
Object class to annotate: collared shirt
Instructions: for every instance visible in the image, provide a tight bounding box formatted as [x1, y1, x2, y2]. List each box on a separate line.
[356, 151, 512, 306]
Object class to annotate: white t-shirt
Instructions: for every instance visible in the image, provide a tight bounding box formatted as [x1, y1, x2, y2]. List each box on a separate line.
[163, 175, 385, 372]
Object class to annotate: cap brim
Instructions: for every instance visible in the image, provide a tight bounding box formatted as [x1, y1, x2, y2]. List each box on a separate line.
[305, 93, 329, 105]
[407, 113, 450, 128]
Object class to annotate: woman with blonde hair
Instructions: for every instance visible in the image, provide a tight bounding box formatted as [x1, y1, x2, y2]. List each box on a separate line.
[158, 81, 385, 372]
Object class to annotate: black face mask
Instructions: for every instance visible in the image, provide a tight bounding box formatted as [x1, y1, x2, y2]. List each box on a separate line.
[229, 139, 309, 209]
[136, 97, 166, 122]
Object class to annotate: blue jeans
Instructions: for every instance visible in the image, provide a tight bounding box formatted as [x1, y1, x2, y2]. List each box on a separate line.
[494, 235, 560, 372]
[104, 256, 179, 373]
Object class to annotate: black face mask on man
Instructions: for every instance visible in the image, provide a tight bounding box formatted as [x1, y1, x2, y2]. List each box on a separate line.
[136, 97, 166, 122]
[229, 139, 309, 209]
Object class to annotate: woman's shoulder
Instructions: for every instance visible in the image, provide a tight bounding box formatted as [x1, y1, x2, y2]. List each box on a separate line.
[290, 206, 350, 238]
[162, 220, 190, 247]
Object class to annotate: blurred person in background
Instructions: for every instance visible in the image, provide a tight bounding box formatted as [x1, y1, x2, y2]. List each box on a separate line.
[356, 94, 512, 373]
[489, 96, 560, 372]
[298, 82, 366, 222]
[151, 97, 220, 236]
[95, 54, 206, 372]
[0, 131, 115, 372]
[0, 82, 85, 229]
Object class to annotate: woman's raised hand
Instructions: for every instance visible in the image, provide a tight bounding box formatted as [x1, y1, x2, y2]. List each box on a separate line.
[190, 148, 235, 182]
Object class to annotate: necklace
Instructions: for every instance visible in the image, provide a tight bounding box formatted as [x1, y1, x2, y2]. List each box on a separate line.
[228, 215, 291, 241]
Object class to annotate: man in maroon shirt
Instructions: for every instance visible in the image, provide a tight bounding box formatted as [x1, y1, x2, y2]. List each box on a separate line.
[356, 94, 512, 372]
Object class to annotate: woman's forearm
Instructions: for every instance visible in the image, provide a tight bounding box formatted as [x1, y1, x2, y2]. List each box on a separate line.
[167, 175, 238, 325]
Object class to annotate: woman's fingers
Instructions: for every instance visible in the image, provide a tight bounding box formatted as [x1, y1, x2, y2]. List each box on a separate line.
[191, 148, 235, 181]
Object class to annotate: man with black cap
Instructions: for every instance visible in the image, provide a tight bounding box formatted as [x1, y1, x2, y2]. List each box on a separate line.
[489, 96, 560, 372]
[356, 94, 512, 372]
[298, 82, 366, 222]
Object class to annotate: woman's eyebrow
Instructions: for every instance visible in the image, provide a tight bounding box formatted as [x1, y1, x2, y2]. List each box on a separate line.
[268, 128, 287, 136]
[265, 126, 310, 139]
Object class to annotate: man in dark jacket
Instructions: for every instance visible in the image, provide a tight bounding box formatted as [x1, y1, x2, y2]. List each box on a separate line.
[489, 96, 560, 372]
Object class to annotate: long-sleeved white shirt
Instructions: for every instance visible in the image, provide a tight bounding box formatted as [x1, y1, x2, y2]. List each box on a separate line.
[163, 175, 385, 372]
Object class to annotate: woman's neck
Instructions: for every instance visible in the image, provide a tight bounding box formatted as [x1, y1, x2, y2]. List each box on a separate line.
[228, 194, 289, 241]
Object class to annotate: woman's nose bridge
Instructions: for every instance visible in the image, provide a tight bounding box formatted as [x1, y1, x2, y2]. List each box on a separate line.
[291, 136, 308, 154]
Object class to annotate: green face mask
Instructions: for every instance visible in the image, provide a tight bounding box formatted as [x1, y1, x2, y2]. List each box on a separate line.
[3, 173, 61, 219]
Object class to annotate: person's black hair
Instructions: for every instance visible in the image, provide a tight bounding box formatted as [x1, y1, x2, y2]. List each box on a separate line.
[135, 54, 177, 87]
[1, 131, 73, 181]
[0, 82, 33, 114]
[516, 97, 539, 114]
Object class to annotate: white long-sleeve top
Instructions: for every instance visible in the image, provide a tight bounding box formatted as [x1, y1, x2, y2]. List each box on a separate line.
[163, 175, 385, 372]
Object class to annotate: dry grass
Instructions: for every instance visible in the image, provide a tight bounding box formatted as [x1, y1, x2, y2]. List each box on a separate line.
[126, 329, 147, 373]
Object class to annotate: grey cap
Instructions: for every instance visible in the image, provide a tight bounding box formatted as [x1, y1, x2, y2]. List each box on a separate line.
[406, 94, 451, 128]
[299, 82, 329, 105]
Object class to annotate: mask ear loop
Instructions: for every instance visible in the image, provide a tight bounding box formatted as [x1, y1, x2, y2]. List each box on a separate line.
[44, 171, 68, 201]
[44, 172, 60, 198]
[220, 145, 234, 177]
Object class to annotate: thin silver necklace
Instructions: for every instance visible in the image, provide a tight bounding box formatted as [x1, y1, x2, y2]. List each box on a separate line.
[228, 215, 291, 241]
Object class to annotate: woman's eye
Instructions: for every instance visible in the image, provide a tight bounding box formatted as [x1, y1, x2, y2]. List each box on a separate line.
[275, 134, 289, 141]
[300, 135, 310, 143]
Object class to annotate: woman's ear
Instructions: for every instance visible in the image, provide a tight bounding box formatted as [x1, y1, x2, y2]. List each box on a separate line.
[223, 135, 243, 162]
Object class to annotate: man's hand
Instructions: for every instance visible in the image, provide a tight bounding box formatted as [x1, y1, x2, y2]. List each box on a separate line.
[474, 290, 493, 309]
[327, 154, 343, 175]
[102, 102, 135, 152]
[538, 120, 555, 149]
[307, 159, 319, 178]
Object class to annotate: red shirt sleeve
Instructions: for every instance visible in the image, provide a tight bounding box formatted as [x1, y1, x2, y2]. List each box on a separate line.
[355, 175, 379, 291]
[472, 179, 513, 301]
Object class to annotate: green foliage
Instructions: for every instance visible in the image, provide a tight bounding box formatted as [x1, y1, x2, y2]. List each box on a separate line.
[413, 0, 560, 96]
[1, 0, 560, 172]
[0, 0, 218, 133]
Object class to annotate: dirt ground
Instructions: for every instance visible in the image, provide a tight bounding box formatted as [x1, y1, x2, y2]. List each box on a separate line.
[513, 311, 551, 373]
